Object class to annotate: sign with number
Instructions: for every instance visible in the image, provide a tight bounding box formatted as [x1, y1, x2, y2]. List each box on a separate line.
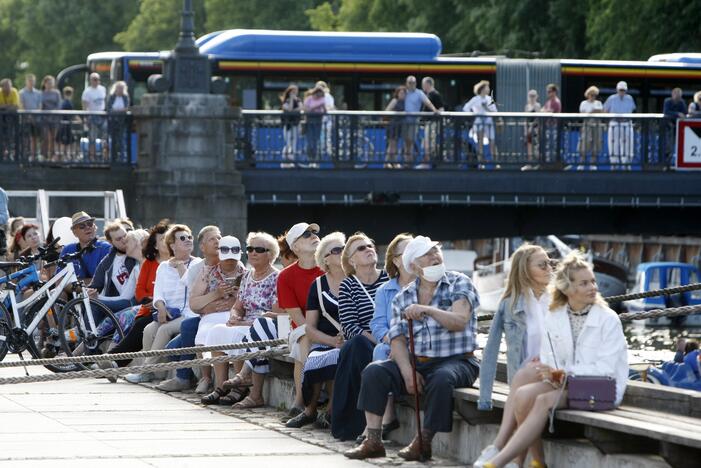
[676, 120, 701, 170]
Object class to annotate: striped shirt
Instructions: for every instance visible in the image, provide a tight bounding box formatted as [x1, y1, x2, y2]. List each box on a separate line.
[339, 271, 389, 339]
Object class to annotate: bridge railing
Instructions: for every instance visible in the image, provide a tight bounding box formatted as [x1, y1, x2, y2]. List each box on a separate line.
[0, 110, 133, 167]
[231, 110, 676, 171]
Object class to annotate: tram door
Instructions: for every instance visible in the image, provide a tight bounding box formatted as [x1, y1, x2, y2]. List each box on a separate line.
[496, 59, 561, 157]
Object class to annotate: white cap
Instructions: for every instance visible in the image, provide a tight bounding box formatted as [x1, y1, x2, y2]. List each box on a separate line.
[218, 235, 241, 261]
[402, 235, 439, 272]
[616, 81, 628, 91]
[286, 222, 320, 247]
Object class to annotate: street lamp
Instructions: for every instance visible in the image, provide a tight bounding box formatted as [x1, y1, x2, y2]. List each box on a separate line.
[165, 0, 210, 93]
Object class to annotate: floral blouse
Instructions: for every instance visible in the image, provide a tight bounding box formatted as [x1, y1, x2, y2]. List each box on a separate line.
[238, 268, 279, 321]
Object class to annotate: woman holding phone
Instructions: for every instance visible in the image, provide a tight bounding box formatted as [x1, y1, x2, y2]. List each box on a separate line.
[475, 252, 628, 468]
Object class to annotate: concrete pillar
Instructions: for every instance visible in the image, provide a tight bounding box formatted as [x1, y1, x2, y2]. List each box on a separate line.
[132, 93, 246, 238]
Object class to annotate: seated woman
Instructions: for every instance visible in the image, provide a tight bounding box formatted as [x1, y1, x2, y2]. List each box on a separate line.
[331, 232, 389, 441]
[475, 252, 628, 468]
[286, 232, 347, 428]
[475, 244, 553, 466]
[202, 231, 281, 406]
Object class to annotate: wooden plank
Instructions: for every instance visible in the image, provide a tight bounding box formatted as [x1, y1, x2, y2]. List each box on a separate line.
[623, 380, 700, 416]
[583, 425, 659, 455]
[616, 406, 701, 430]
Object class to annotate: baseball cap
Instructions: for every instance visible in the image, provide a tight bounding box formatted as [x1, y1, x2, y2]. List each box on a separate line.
[285, 222, 320, 247]
[71, 211, 95, 228]
[218, 235, 241, 261]
[402, 235, 440, 273]
[616, 81, 628, 91]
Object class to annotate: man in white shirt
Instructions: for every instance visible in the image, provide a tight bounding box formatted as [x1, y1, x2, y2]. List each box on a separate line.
[81, 73, 107, 160]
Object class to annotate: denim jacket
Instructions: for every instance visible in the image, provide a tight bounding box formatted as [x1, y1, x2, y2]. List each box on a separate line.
[478, 294, 528, 410]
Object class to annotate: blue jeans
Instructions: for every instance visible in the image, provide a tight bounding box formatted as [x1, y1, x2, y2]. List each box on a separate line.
[100, 297, 136, 314]
[167, 316, 200, 381]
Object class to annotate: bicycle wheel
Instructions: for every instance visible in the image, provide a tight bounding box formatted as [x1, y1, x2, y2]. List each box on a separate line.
[0, 301, 10, 362]
[22, 296, 81, 373]
[58, 297, 125, 370]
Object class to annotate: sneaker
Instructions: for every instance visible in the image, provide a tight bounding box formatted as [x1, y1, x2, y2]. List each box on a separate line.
[124, 373, 154, 384]
[285, 411, 317, 428]
[474, 444, 499, 466]
[280, 406, 303, 423]
[414, 163, 431, 170]
[156, 377, 193, 392]
[90, 360, 118, 383]
[313, 411, 331, 430]
[195, 378, 212, 394]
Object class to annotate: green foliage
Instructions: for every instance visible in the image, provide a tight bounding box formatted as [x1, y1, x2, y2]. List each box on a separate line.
[204, 0, 325, 32]
[115, 0, 206, 52]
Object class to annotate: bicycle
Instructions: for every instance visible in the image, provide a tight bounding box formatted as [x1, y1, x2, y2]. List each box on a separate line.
[0, 237, 125, 372]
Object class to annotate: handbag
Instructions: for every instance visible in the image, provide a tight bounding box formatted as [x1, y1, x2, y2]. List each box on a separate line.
[152, 284, 188, 322]
[566, 375, 616, 411]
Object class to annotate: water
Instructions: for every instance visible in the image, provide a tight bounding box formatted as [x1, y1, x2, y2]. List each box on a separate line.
[625, 323, 701, 367]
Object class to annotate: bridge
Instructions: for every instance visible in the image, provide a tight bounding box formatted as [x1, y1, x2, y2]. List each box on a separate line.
[1, 109, 699, 242]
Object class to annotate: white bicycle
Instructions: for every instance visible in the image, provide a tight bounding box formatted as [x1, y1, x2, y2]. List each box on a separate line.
[0, 238, 124, 372]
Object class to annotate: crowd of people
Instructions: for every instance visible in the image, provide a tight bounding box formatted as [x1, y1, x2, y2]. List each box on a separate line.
[0, 72, 130, 162]
[0, 201, 633, 465]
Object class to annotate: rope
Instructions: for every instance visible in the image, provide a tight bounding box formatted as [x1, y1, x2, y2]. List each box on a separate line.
[605, 282, 701, 303]
[0, 348, 288, 385]
[0, 338, 287, 369]
[618, 304, 701, 321]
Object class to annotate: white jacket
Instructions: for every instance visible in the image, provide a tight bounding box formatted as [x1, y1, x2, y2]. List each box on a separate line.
[540, 303, 628, 405]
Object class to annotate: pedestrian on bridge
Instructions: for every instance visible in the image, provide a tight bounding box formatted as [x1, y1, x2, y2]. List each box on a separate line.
[0, 185, 8, 258]
[604, 81, 636, 170]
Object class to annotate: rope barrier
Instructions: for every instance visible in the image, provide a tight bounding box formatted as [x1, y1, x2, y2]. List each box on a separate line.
[604, 282, 701, 303]
[618, 304, 701, 322]
[0, 338, 287, 369]
[0, 347, 288, 385]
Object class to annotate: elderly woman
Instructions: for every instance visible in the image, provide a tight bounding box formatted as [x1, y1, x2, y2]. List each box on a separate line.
[331, 232, 389, 441]
[688, 91, 701, 118]
[475, 252, 628, 468]
[202, 232, 281, 406]
[475, 244, 553, 466]
[285, 232, 347, 429]
[577, 86, 604, 169]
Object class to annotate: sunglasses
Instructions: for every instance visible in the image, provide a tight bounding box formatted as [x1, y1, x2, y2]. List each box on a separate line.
[246, 246, 269, 254]
[324, 246, 344, 257]
[351, 243, 375, 256]
[219, 246, 241, 254]
[75, 221, 94, 230]
[300, 230, 319, 239]
[178, 234, 193, 242]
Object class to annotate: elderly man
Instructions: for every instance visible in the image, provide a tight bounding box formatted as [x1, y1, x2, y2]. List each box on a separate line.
[81, 72, 107, 160]
[345, 236, 480, 461]
[58, 211, 111, 284]
[604, 81, 636, 170]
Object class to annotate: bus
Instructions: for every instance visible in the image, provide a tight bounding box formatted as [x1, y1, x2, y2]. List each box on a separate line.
[57, 29, 701, 113]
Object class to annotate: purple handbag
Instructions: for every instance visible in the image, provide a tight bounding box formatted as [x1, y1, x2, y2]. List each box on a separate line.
[566, 375, 616, 411]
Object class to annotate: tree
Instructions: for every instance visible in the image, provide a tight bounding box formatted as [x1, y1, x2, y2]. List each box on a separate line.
[115, 0, 206, 52]
[205, 0, 325, 33]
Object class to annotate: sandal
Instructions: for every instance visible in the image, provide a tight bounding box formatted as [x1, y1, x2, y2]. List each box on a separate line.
[200, 387, 229, 405]
[232, 395, 264, 409]
[219, 387, 250, 405]
[222, 374, 253, 391]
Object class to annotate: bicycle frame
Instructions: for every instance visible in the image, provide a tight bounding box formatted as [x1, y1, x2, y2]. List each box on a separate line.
[1, 262, 98, 338]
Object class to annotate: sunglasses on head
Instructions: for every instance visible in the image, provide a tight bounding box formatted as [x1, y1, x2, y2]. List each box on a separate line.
[246, 246, 269, 254]
[324, 246, 344, 257]
[75, 221, 94, 230]
[219, 246, 241, 254]
[178, 234, 193, 242]
[300, 230, 319, 239]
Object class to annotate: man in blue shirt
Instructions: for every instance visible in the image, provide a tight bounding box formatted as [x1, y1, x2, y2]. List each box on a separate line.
[58, 211, 111, 283]
[0, 186, 8, 258]
[604, 81, 636, 169]
[346, 236, 479, 462]
[403, 76, 439, 166]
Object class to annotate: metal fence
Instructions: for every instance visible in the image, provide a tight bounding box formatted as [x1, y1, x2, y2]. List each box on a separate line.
[231, 111, 677, 171]
[0, 110, 133, 166]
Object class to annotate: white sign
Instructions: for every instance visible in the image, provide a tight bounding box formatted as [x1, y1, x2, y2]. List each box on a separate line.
[676, 120, 701, 170]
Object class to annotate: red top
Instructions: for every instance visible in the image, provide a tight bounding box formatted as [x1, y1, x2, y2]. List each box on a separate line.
[135, 259, 160, 318]
[276, 261, 324, 328]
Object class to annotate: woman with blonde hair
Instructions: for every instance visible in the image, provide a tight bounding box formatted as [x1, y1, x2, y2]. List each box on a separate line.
[475, 244, 553, 466]
[577, 86, 604, 169]
[475, 252, 628, 468]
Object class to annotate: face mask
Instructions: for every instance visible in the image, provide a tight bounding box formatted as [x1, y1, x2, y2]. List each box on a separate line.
[422, 263, 445, 282]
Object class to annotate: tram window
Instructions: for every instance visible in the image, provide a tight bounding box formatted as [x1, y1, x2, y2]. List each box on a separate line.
[359, 79, 403, 110]
[228, 76, 257, 109]
[667, 268, 682, 288]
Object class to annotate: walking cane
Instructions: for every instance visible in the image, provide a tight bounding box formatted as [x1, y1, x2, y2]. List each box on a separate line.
[406, 318, 424, 458]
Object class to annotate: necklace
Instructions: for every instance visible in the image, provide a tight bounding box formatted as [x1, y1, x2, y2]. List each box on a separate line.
[253, 265, 273, 281]
[567, 303, 592, 316]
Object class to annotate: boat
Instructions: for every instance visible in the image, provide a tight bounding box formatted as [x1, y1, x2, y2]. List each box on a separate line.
[624, 262, 701, 327]
[473, 239, 509, 313]
[630, 349, 701, 391]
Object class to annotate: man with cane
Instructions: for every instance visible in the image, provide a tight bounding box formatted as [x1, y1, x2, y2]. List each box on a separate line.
[345, 236, 480, 461]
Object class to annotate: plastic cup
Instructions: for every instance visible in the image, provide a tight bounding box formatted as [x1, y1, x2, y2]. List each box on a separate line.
[551, 369, 565, 384]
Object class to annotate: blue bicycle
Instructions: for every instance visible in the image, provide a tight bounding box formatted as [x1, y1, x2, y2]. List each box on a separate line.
[0, 238, 124, 372]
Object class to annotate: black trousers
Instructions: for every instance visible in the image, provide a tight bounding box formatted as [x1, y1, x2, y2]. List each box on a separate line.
[357, 354, 479, 433]
[109, 315, 152, 367]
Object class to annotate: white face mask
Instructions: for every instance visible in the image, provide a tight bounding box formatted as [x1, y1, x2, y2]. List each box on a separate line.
[421, 263, 445, 282]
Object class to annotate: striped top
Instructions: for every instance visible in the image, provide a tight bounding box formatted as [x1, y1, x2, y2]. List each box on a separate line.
[339, 271, 389, 339]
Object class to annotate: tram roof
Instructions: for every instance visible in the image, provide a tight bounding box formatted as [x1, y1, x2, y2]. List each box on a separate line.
[196, 29, 443, 63]
[648, 53, 701, 64]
